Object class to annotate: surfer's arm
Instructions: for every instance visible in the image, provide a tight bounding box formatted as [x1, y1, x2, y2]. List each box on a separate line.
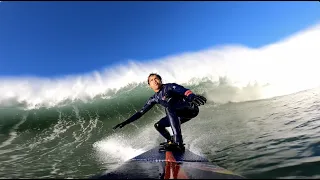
[138, 97, 157, 116]
[113, 97, 156, 129]
[169, 83, 207, 106]
[168, 83, 196, 100]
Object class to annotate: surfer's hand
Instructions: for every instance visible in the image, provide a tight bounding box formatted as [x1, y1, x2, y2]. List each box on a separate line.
[112, 122, 126, 130]
[190, 95, 207, 106]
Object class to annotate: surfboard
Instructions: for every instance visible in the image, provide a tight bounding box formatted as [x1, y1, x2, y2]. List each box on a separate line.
[90, 145, 245, 179]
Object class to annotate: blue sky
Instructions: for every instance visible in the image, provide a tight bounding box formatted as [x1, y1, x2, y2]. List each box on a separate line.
[0, 2, 319, 77]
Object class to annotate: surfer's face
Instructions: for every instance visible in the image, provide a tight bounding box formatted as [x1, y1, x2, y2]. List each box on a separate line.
[148, 75, 162, 92]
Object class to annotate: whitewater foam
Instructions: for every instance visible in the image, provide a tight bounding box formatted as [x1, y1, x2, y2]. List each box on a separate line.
[92, 134, 146, 172]
[1, 23, 320, 109]
[0, 114, 28, 149]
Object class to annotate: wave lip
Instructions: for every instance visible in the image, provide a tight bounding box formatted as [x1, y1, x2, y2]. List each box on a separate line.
[1, 23, 320, 109]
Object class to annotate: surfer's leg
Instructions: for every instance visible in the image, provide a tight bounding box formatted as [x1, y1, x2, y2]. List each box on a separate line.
[177, 105, 199, 125]
[154, 116, 172, 142]
[175, 102, 199, 119]
[165, 101, 200, 144]
[179, 117, 192, 124]
[165, 106, 183, 145]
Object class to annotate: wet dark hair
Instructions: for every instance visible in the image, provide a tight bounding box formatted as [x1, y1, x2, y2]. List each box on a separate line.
[147, 73, 162, 85]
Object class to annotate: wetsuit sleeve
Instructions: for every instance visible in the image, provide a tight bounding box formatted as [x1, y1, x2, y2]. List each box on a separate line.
[169, 83, 196, 100]
[138, 97, 157, 115]
[121, 97, 156, 125]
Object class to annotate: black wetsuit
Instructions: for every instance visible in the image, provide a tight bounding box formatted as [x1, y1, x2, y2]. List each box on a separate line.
[122, 83, 199, 145]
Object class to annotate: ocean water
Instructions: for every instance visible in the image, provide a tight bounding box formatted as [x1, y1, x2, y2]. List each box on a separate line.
[1, 23, 320, 179]
[0, 82, 320, 179]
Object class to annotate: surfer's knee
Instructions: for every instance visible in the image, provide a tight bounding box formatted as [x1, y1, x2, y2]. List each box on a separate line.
[177, 106, 199, 119]
[192, 106, 199, 117]
[154, 122, 158, 129]
[187, 105, 199, 118]
[154, 122, 163, 130]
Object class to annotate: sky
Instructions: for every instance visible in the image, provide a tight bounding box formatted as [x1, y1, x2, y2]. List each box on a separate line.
[0, 1, 320, 77]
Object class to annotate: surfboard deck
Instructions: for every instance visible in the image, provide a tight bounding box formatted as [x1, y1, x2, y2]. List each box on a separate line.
[90, 146, 245, 179]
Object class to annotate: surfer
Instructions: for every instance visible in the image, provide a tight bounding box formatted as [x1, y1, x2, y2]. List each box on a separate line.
[112, 73, 207, 152]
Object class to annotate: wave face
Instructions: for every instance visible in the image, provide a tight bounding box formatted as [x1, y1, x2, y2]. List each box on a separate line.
[1, 23, 320, 109]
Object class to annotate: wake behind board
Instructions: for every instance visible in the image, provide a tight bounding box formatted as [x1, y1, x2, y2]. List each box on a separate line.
[90, 145, 245, 179]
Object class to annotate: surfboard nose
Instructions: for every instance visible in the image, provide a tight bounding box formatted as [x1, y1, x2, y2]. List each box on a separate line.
[90, 147, 245, 179]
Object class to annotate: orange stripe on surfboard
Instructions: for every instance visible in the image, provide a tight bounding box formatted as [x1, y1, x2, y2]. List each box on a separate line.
[164, 151, 189, 179]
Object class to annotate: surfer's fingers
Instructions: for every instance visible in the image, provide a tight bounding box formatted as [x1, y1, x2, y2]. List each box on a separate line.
[197, 95, 207, 102]
[193, 99, 201, 106]
[195, 96, 205, 105]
